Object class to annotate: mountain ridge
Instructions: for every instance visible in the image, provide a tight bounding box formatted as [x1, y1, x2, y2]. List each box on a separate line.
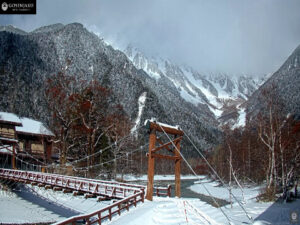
[123, 44, 266, 127]
[0, 23, 221, 153]
[246, 43, 300, 119]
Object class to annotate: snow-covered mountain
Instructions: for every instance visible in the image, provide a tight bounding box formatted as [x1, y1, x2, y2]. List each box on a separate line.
[0, 23, 222, 154]
[124, 45, 265, 127]
[246, 43, 300, 120]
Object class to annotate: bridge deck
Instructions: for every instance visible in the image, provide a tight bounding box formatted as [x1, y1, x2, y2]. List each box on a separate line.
[0, 169, 141, 199]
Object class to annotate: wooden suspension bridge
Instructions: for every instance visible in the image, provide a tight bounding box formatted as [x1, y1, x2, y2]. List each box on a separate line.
[0, 120, 182, 225]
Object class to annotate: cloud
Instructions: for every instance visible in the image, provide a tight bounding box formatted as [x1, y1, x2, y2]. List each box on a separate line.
[1, 0, 300, 76]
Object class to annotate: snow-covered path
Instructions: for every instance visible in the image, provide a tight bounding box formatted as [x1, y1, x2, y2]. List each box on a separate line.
[1, 176, 299, 225]
[108, 197, 225, 225]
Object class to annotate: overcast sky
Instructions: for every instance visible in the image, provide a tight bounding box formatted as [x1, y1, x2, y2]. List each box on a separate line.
[1, 0, 300, 76]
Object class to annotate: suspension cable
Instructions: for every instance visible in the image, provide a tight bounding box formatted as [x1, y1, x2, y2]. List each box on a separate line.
[157, 124, 232, 224]
[183, 130, 253, 223]
[67, 123, 145, 165]
[73, 132, 165, 172]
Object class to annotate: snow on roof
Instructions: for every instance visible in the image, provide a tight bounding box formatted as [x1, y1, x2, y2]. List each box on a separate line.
[0, 111, 54, 137]
[0, 112, 22, 125]
[16, 117, 54, 137]
[144, 118, 180, 130]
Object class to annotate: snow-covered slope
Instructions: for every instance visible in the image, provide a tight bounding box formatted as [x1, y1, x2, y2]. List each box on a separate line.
[246, 44, 300, 120]
[124, 45, 265, 127]
[0, 23, 221, 153]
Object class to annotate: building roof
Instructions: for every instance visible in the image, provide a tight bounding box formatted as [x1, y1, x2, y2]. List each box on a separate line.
[0, 112, 22, 126]
[16, 117, 54, 137]
[0, 111, 54, 137]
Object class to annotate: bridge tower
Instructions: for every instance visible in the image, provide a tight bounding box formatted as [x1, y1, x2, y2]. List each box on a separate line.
[145, 119, 183, 201]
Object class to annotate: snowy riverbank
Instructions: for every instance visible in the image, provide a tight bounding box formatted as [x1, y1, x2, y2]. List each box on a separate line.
[118, 175, 300, 225]
[189, 177, 262, 203]
[1, 176, 299, 225]
[121, 174, 205, 181]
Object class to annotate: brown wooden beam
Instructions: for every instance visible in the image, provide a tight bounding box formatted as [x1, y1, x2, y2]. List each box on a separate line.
[73, 191, 84, 196]
[152, 153, 181, 161]
[152, 136, 182, 153]
[53, 187, 62, 191]
[63, 189, 73, 193]
[45, 185, 53, 189]
[84, 194, 97, 199]
[174, 137, 181, 198]
[156, 138, 172, 152]
[97, 196, 109, 202]
[150, 122, 184, 136]
[12, 145, 16, 170]
[146, 129, 156, 201]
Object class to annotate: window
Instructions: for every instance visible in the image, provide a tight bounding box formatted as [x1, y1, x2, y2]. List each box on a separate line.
[31, 143, 44, 154]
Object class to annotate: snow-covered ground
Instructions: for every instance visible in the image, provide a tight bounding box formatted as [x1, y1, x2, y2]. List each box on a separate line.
[0, 183, 113, 224]
[106, 196, 273, 225]
[112, 175, 300, 225]
[1, 176, 299, 225]
[189, 177, 261, 202]
[121, 174, 203, 181]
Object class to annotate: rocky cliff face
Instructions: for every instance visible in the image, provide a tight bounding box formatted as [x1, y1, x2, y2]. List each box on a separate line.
[124, 45, 264, 127]
[0, 23, 221, 153]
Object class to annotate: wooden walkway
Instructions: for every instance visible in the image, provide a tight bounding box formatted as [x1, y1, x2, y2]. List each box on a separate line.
[0, 168, 171, 224]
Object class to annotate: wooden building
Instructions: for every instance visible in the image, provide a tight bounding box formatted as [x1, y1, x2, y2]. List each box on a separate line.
[0, 112, 54, 168]
[0, 112, 22, 168]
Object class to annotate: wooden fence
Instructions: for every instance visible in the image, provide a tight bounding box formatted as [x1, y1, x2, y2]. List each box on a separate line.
[0, 168, 172, 224]
[53, 190, 144, 225]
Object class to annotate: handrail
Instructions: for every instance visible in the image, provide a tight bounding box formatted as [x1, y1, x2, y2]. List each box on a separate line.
[53, 190, 144, 225]
[0, 169, 140, 198]
[0, 168, 171, 224]
[0, 169, 171, 197]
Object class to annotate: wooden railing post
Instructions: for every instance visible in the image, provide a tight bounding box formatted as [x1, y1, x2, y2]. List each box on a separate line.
[98, 212, 101, 225]
[12, 145, 16, 170]
[146, 129, 156, 201]
[86, 218, 91, 225]
[109, 208, 112, 220]
[167, 184, 171, 197]
[175, 136, 181, 198]
[141, 188, 144, 202]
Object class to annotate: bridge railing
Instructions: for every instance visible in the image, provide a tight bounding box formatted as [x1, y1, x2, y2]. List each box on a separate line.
[53, 190, 144, 225]
[154, 184, 172, 197]
[50, 174, 172, 197]
[0, 169, 172, 198]
[0, 168, 171, 224]
[0, 169, 141, 198]
[60, 175, 171, 197]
